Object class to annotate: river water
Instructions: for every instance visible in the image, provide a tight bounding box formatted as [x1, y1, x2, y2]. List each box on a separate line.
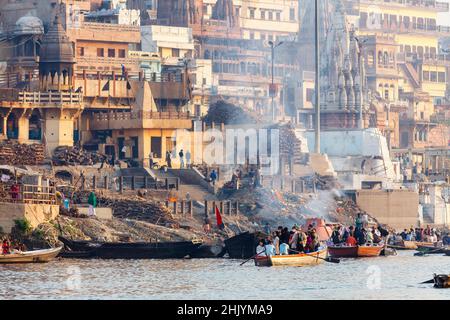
[0, 251, 449, 300]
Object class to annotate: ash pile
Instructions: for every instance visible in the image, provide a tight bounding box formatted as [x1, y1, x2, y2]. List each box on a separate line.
[52, 146, 107, 166]
[0, 141, 45, 165]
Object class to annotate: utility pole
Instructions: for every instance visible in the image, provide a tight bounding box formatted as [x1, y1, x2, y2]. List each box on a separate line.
[314, 0, 321, 154]
[269, 40, 284, 122]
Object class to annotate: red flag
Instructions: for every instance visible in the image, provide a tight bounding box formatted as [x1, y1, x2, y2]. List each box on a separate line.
[215, 206, 224, 230]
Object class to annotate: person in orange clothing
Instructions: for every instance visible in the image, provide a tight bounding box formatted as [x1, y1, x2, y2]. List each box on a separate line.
[346, 234, 357, 246]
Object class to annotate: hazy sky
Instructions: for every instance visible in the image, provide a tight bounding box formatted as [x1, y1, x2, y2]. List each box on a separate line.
[438, 0, 450, 26]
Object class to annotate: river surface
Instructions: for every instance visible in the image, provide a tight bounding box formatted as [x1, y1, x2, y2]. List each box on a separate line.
[0, 251, 449, 300]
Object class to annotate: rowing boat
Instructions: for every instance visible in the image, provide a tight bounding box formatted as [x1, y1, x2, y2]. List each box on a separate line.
[0, 247, 62, 264]
[433, 274, 450, 288]
[387, 240, 418, 250]
[416, 245, 447, 254]
[58, 236, 203, 259]
[254, 247, 327, 267]
[328, 244, 383, 258]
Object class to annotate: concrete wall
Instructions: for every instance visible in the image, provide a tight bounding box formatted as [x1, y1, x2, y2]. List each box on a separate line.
[356, 189, 420, 231]
[0, 203, 59, 234]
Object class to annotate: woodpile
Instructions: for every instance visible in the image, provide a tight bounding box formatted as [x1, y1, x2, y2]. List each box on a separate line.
[0, 141, 45, 165]
[278, 125, 303, 162]
[52, 146, 107, 166]
[97, 195, 178, 227]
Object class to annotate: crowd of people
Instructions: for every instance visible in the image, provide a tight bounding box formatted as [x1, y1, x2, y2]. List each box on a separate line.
[256, 224, 321, 257]
[390, 225, 449, 244]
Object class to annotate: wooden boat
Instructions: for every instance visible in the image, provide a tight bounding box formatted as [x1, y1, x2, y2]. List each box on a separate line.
[58, 236, 203, 259]
[224, 232, 267, 259]
[387, 240, 418, 250]
[254, 247, 327, 267]
[328, 244, 383, 258]
[0, 247, 62, 264]
[357, 245, 384, 257]
[434, 274, 450, 288]
[328, 245, 358, 258]
[416, 245, 447, 254]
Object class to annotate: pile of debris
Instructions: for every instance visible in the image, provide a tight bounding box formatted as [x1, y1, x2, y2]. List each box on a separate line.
[0, 141, 45, 165]
[52, 146, 107, 166]
[97, 195, 178, 228]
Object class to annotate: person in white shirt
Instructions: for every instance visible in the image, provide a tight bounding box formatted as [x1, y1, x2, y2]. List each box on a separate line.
[279, 242, 289, 255]
[264, 240, 276, 257]
[256, 241, 267, 257]
[272, 232, 280, 255]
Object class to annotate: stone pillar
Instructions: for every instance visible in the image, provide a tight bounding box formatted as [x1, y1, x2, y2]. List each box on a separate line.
[17, 115, 30, 143]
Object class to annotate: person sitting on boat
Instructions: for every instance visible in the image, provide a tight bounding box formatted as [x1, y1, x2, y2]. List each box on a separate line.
[289, 226, 299, 253]
[256, 240, 267, 257]
[346, 233, 357, 246]
[442, 233, 450, 246]
[265, 240, 276, 257]
[372, 227, 382, 244]
[331, 226, 342, 245]
[355, 228, 367, 245]
[279, 241, 289, 255]
[297, 229, 307, 253]
[2, 239, 11, 255]
[272, 231, 280, 255]
[342, 226, 350, 243]
[400, 229, 408, 240]
[366, 228, 374, 244]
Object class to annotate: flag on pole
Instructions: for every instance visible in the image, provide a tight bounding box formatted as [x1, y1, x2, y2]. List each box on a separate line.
[215, 205, 224, 230]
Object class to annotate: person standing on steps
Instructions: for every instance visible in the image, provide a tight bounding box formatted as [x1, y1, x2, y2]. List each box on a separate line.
[179, 149, 185, 169]
[166, 151, 172, 168]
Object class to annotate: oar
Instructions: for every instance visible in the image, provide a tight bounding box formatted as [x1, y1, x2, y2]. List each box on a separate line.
[420, 279, 435, 284]
[289, 249, 340, 264]
[414, 248, 443, 256]
[240, 251, 266, 266]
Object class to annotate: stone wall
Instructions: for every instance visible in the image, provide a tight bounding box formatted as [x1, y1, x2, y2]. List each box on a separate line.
[356, 189, 420, 231]
[0, 203, 59, 234]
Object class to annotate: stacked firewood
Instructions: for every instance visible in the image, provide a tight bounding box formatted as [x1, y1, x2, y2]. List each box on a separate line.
[279, 125, 303, 161]
[0, 141, 45, 165]
[97, 196, 178, 227]
[52, 146, 107, 166]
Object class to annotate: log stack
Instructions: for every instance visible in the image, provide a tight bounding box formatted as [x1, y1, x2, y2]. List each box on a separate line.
[0, 141, 45, 165]
[97, 196, 178, 227]
[52, 146, 107, 166]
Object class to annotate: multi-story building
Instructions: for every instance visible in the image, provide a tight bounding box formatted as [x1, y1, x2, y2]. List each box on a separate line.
[156, 0, 300, 118]
[346, 0, 450, 171]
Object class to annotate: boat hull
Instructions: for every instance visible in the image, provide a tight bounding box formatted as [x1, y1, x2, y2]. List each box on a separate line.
[59, 236, 202, 259]
[357, 245, 384, 257]
[224, 232, 267, 259]
[328, 246, 358, 258]
[0, 247, 62, 264]
[328, 245, 383, 258]
[388, 241, 418, 250]
[434, 274, 450, 289]
[254, 248, 327, 267]
[416, 245, 447, 254]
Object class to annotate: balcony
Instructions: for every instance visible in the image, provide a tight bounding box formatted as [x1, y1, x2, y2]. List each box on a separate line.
[0, 91, 83, 108]
[91, 110, 193, 130]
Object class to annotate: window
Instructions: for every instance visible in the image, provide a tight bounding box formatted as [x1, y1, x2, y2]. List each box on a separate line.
[423, 71, 430, 81]
[118, 49, 126, 58]
[151, 137, 162, 159]
[438, 72, 446, 83]
[261, 34, 266, 41]
[306, 88, 315, 102]
[268, 11, 273, 20]
[430, 71, 437, 82]
[289, 8, 295, 21]
[250, 32, 255, 40]
[384, 90, 389, 100]
[276, 12, 281, 21]
[97, 48, 104, 57]
[172, 48, 180, 57]
[108, 49, 115, 58]
[249, 8, 255, 19]
[235, 7, 240, 17]
[260, 10, 265, 20]
[420, 112, 425, 120]
[268, 34, 273, 41]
